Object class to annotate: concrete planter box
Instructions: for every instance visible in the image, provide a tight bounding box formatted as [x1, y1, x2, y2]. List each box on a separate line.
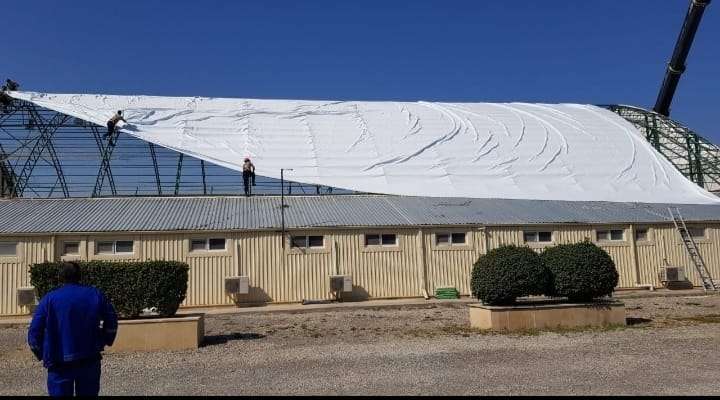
[468, 301, 625, 331]
[107, 314, 204, 353]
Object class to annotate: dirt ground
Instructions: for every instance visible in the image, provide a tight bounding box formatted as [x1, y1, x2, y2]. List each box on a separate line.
[1, 294, 719, 395]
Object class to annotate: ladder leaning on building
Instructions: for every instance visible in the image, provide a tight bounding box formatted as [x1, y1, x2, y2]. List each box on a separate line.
[668, 207, 717, 291]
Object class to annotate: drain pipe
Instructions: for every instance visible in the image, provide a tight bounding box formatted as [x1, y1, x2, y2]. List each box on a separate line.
[418, 229, 430, 299]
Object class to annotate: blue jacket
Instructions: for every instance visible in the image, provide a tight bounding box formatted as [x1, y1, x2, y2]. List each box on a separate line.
[28, 284, 118, 368]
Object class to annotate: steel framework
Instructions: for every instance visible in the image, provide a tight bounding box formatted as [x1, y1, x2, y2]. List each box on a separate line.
[0, 98, 718, 199]
[606, 105, 720, 194]
[0, 98, 341, 198]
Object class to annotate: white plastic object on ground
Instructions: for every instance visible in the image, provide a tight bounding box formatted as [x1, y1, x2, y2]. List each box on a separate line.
[8, 91, 720, 204]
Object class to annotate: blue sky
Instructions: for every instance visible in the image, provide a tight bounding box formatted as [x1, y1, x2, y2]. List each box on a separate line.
[5, 0, 719, 142]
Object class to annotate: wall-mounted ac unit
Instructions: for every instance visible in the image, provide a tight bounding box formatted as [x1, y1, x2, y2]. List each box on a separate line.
[225, 276, 250, 295]
[329, 275, 353, 293]
[17, 287, 36, 307]
[659, 266, 686, 282]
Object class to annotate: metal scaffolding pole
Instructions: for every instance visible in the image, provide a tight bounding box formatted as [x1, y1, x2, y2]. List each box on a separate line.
[174, 153, 184, 196]
[148, 142, 162, 195]
[90, 126, 117, 197]
[200, 159, 207, 195]
[92, 125, 120, 197]
[0, 143, 16, 198]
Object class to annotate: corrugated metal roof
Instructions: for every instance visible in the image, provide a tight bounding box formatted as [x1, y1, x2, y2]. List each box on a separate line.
[0, 195, 719, 234]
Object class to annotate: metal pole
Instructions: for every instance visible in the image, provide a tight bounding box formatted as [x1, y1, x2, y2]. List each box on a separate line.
[148, 143, 162, 195]
[694, 134, 704, 187]
[200, 160, 207, 195]
[280, 168, 293, 249]
[281, 169, 285, 249]
[174, 153, 184, 196]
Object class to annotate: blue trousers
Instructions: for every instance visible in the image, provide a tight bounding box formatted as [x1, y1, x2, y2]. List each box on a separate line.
[47, 358, 101, 397]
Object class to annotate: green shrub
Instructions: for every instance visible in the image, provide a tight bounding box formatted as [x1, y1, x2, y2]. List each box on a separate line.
[470, 245, 550, 305]
[541, 241, 619, 302]
[30, 261, 189, 318]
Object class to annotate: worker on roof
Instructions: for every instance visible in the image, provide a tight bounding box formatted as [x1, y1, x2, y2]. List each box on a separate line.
[28, 261, 118, 397]
[103, 110, 126, 140]
[242, 158, 256, 197]
[0, 91, 10, 112]
[5, 79, 19, 91]
[0, 79, 16, 112]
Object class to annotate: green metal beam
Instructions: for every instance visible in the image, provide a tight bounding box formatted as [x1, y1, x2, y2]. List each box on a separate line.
[607, 105, 720, 193]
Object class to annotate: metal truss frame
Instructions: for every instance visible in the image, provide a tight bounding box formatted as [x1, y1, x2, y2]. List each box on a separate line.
[606, 105, 720, 194]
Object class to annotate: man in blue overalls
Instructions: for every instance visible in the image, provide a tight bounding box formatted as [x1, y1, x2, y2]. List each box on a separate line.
[28, 262, 118, 396]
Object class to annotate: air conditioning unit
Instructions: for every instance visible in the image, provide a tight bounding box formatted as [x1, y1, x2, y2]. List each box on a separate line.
[17, 287, 36, 307]
[225, 276, 250, 295]
[329, 275, 353, 293]
[659, 266, 686, 282]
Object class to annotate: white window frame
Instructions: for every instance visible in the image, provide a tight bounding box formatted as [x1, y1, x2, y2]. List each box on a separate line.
[523, 231, 553, 244]
[96, 240, 135, 255]
[364, 233, 398, 247]
[190, 237, 228, 252]
[289, 235, 325, 249]
[0, 241, 18, 257]
[596, 229, 625, 242]
[61, 241, 81, 256]
[435, 232, 468, 246]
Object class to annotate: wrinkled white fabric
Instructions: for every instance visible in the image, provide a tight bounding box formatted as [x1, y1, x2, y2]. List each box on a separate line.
[9, 91, 719, 204]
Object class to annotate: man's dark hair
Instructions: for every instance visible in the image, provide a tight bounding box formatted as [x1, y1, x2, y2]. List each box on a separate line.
[117, 110, 122, 115]
[60, 261, 82, 284]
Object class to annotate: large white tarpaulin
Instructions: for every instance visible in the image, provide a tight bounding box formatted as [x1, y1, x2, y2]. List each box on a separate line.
[9, 91, 720, 204]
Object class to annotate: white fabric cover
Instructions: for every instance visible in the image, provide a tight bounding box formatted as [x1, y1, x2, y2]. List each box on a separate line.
[9, 91, 720, 204]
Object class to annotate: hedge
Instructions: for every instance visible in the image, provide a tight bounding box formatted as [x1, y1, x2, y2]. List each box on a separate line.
[541, 241, 619, 302]
[30, 261, 189, 318]
[470, 245, 550, 306]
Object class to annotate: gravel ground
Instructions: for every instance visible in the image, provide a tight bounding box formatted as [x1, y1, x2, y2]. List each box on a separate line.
[1, 294, 719, 395]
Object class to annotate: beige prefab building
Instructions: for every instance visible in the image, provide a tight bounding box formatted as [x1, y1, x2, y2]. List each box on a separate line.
[1, 195, 720, 316]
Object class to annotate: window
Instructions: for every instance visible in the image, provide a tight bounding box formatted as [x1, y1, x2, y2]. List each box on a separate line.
[115, 241, 134, 253]
[365, 234, 397, 247]
[291, 236, 307, 248]
[687, 227, 706, 239]
[96, 240, 134, 255]
[381, 234, 397, 246]
[0, 241, 17, 256]
[436, 234, 450, 245]
[308, 236, 324, 248]
[190, 238, 227, 252]
[62, 241, 80, 256]
[597, 229, 624, 242]
[635, 228, 649, 242]
[96, 241, 114, 254]
[208, 238, 227, 250]
[190, 239, 206, 252]
[523, 231, 552, 243]
[290, 235, 324, 249]
[436, 232, 467, 246]
[451, 233, 466, 244]
[365, 234, 381, 246]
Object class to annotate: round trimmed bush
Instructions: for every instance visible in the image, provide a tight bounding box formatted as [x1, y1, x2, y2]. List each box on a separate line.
[541, 241, 619, 302]
[470, 245, 550, 305]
